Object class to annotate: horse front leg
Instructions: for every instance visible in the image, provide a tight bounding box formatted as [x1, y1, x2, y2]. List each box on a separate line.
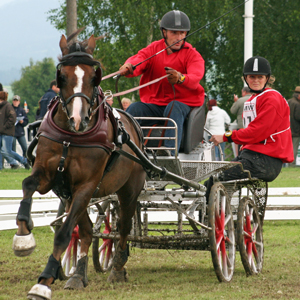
[28, 192, 92, 299]
[13, 175, 40, 257]
[27, 206, 77, 300]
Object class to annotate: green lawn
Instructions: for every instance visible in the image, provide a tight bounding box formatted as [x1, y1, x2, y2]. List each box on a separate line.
[0, 166, 299, 190]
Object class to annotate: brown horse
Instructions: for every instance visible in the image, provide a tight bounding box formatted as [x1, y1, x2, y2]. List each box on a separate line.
[13, 35, 146, 300]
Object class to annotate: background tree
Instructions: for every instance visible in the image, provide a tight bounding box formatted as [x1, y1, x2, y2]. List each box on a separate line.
[11, 58, 56, 122]
[47, 0, 300, 119]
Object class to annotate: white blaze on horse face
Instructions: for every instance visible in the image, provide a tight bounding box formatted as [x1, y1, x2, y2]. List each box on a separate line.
[72, 66, 85, 131]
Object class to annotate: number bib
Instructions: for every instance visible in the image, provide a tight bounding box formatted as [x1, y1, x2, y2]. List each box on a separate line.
[243, 97, 257, 128]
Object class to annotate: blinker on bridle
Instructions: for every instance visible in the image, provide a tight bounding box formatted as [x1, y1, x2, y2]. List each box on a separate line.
[56, 49, 102, 118]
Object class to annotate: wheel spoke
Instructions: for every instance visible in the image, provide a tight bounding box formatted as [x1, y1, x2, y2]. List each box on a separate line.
[61, 241, 72, 267]
[104, 241, 113, 269]
[245, 212, 252, 231]
[251, 256, 258, 273]
[215, 207, 222, 230]
[253, 241, 259, 256]
[73, 240, 78, 267]
[242, 230, 251, 238]
[220, 195, 226, 226]
[225, 236, 234, 246]
[226, 252, 233, 270]
[253, 240, 263, 248]
[216, 234, 223, 250]
[247, 241, 253, 265]
[251, 223, 258, 235]
[220, 240, 228, 277]
[224, 214, 231, 227]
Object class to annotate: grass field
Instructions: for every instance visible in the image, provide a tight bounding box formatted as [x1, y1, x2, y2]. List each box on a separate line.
[0, 165, 299, 299]
[1, 221, 300, 300]
[0, 166, 299, 190]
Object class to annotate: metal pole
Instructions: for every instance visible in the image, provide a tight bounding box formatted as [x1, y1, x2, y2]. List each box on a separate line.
[244, 0, 254, 64]
[66, 0, 77, 40]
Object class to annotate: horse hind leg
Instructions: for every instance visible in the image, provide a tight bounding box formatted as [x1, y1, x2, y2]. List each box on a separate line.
[107, 243, 129, 283]
[64, 210, 93, 290]
[107, 194, 138, 283]
[13, 175, 39, 257]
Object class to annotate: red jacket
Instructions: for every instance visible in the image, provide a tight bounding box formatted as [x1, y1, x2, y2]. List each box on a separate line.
[125, 39, 205, 107]
[224, 88, 294, 163]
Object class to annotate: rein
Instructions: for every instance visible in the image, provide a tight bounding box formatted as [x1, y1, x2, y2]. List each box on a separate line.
[111, 74, 170, 98]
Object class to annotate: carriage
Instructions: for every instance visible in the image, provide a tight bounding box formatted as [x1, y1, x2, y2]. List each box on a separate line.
[51, 107, 267, 284]
[13, 34, 267, 300]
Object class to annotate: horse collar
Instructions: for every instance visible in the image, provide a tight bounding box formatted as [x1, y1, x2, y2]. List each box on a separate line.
[38, 96, 116, 153]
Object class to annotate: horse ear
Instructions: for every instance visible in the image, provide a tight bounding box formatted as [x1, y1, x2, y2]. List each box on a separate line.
[59, 34, 69, 56]
[86, 35, 96, 54]
[95, 67, 102, 86]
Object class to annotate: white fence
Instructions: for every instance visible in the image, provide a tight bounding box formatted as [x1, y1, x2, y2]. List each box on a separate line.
[0, 188, 299, 231]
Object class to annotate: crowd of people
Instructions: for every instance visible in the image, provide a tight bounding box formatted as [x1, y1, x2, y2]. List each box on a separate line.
[2, 10, 299, 174]
[0, 84, 30, 170]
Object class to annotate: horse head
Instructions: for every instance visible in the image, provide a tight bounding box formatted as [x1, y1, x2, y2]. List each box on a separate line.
[56, 35, 102, 132]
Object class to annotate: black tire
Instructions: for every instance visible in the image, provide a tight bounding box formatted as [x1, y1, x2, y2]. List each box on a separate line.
[208, 182, 235, 282]
[237, 196, 263, 276]
[92, 202, 115, 273]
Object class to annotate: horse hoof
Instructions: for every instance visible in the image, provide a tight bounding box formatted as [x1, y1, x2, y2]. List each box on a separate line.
[13, 232, 36, 257]
[64, 274, 85, 290]
[27, 284, 51, 300]
[107, 268, 129, 283]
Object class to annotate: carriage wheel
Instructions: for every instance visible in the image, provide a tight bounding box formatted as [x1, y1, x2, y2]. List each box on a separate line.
[237, 196, 263, 276]
[208, 182, 235, 282]
[92, 203, 115, 273]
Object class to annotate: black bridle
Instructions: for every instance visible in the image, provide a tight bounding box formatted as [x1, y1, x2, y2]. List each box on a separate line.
[56, 50, 102, 117]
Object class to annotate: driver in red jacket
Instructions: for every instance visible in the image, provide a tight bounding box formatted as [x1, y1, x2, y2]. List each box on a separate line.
[119, 10, 205, 156]
[210, 56, 293, 182]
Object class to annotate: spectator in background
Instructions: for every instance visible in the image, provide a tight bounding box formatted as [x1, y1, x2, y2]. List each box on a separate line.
[230, 86, 252, 155]
[38, 80, 60, 119]
[0, 89, 30, 170]
[205, 99, 231, 161]
[35, 97, 42, 120]
[121, 97, 132, 111]
[12, 95, 28, 158]
[287, 86, 300, 167]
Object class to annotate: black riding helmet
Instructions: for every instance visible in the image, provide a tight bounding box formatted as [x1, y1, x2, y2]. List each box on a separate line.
[160, 10, 190, 51]
[243, 56, 271, 93]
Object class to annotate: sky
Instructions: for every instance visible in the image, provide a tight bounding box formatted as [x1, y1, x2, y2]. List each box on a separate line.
[0, 0, 63, 85]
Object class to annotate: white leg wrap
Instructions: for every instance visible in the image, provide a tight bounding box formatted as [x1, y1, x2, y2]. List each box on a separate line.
[12, 232, 36, 257]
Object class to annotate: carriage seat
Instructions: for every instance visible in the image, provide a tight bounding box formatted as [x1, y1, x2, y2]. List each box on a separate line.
[142, 103, 206, 155]
[179, 104, 206, 154]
